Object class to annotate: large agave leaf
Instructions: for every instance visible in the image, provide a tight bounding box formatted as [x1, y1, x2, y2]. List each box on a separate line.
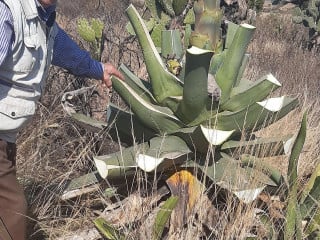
[111, 76, 185, 134]
[224, 21, 239, 50]
[136, 136, 192, 172]
[63, 171, 102, 192]
[221, 74, 282, 111]
[284, 112, 307, 240]
[240, 154, 285, 186]
[173, 125, 234, 153]
[119, 64, 157, 103]
[207, 96, 298, 133]
[175, 46, 213, 124]
[107, 103, 157, 144]
[94, 144, 147, 179]
[60, 171, 102, 200]
[215, 23, 256, 103]
[126, 4, 183, 105]
[221, 135, 294, 158]
[194, 153, 276, 203]
[235, 53, 250, 86]
[69, 113, 107, 132]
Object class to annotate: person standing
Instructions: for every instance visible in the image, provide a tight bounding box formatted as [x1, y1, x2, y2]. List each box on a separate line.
[0, 0, 124, 239]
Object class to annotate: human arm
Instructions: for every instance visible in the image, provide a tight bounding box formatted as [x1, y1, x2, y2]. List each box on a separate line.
[51, 26, 123, 87]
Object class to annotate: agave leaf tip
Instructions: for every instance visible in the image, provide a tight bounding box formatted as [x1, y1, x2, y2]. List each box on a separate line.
[266, 73, 281, 86]
[200, 125, 234, 145]
[257, 96, 286, 112]
[136, 154, 165, 172]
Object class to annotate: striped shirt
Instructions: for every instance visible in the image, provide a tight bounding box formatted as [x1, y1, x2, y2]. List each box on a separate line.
[0, 1, 14, 66]
[0, 0, 103, 80]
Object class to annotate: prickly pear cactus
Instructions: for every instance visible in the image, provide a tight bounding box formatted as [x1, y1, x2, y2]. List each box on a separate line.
[292, 0, 320, 48]
[78, 18, 97, 43]
[77, 18, 104, 61]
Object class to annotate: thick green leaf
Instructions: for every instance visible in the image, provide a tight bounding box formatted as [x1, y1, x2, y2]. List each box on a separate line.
[63, 171, 102, 192]
[221, 135, 293, 158]
[136, 136, 192, 172]
[153, 196, 179, 240]
[94, 143, 147, 179]
[225, 21, 239, 50]
[126, 4, 183, 105]
[175, 46, 213, 124]
[240, 154, 285, 186]
[207, 96, 299, 133]
[172, 125, 234, 153]
[94, 218, 125, 240]
[107, 103, 157, 144]
[111, 76, 185, 134]
[287, 112, 307, 188]
[70, 113, 107, 132]
[284, 112, 307, 240]
[126, 17, 155, 35]
[235, 53, 250, 86]
[119, 64, 157, 104]
[196, 154, 274, 202]
[215, 23, 256, 103]
[221, 74, 281, 111]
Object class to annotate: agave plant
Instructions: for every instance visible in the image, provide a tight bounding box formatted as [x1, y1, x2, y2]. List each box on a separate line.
[65, 2, 299, 205]
[58, 1, 310, 238]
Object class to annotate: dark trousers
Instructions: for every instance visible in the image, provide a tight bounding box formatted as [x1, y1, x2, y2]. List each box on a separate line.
[0, 139, 27, 240]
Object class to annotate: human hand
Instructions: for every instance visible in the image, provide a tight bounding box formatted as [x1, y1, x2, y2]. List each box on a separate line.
[102, 63, 124, 88]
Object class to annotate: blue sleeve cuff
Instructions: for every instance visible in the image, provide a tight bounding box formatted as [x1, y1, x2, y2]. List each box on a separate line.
[52, 26, 104, 80]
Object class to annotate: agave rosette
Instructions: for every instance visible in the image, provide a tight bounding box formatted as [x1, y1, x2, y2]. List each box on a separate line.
[68, 4, 299, 202]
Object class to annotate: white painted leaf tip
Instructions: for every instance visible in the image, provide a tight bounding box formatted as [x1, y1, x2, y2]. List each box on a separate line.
[200, 125, 234, 145]
[266, 74, 281, 86]
[257, 96, 285, 112]
[94, 159, 108, 179]
[136, 154, 164, 172]
[234, 186, 265, 204]
[284, 136, 295, 155]
[241, 23, 256, 29]
[187, 46, 213, 55]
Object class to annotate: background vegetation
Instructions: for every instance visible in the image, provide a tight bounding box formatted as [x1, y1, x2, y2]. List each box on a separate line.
[16, 0, 320, 239]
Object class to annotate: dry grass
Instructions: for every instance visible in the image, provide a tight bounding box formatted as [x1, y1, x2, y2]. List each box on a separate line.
[15, 4, 320, 240]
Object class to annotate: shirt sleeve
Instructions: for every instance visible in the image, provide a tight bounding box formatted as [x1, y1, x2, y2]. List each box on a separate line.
[51, 25, 104, 80]
[0, 1, 14, 66]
